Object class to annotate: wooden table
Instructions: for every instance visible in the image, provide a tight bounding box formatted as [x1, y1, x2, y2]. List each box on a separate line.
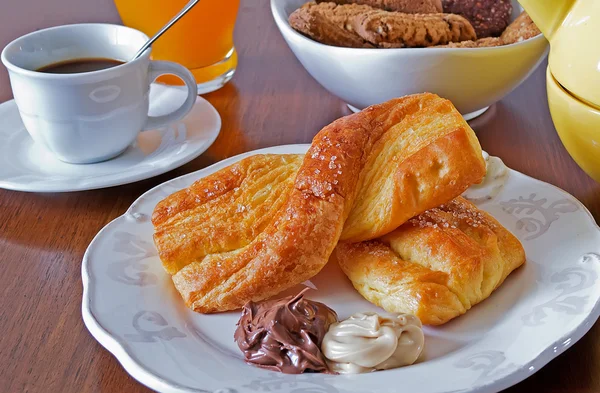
[1, 2, 599, 392]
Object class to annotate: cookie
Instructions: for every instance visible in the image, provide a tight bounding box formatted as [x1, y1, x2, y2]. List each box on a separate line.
[500, 11, 541, 44]
[442, 0, 512, 37]
[352, 9, 476, 47]
[315, 0, 443, 14]
[289, 2, 375, 48]
[434, 37, 503, 48]
[289, 2, 476, 48]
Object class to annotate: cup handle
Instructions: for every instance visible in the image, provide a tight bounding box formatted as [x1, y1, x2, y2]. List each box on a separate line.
[143, 60, 197, 131]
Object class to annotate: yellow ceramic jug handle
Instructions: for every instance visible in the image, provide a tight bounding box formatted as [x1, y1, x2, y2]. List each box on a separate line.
[518, 0, 576, 39]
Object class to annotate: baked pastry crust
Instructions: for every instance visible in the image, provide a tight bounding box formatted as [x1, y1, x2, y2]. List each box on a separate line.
[153, 93, 485, 313]
[340, 94, 485, 241]
[335, 197, 526, 325]
[153, 154, 303, 275]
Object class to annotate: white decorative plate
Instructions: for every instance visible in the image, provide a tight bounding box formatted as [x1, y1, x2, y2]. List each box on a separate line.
[82, 144, 600, 393]
[0, 84, 221, 192]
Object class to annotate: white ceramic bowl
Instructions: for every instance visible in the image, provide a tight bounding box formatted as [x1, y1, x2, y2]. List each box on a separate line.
[271, 0, 548, 118]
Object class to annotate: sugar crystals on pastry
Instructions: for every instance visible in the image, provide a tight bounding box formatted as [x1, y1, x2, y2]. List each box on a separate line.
[335, 196, 526, 325]
[152, 94, 485, 313]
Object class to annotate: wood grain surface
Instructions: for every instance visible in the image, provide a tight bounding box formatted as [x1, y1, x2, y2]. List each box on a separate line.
[1, 1, 599, 392]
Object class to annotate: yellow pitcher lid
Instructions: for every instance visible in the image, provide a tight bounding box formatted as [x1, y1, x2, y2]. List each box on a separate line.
[527, 0, 600, 106]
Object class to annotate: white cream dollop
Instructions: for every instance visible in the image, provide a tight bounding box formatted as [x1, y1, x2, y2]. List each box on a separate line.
[321, 312, 424, 374]
[463, 152, 509, 204]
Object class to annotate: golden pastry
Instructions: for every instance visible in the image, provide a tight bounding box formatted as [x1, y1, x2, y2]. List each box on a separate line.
[340, 93, 485, 242]
[152, 93, 485, 313]
[153, 154, 303, 275]
[335, 196, 526, 325]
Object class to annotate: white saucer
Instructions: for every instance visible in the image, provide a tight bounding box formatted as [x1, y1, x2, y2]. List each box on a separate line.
[0, 84, 221, 192]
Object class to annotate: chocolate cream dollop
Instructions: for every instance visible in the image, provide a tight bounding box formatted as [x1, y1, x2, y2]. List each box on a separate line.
[234, 291, 338, 374]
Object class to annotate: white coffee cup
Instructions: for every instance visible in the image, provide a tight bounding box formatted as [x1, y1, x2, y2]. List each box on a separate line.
[1, 23, 197, 164]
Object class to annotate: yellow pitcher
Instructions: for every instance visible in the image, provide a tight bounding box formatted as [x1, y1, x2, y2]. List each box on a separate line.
[519, 0, 600, 182]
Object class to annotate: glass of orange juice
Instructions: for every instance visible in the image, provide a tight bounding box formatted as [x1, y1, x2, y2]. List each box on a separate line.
[115, 0, 239, 94]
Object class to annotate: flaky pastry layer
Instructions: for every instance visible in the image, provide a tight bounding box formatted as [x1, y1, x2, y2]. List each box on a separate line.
[152, 94, 485, 313]
[335, 197, 526, 325]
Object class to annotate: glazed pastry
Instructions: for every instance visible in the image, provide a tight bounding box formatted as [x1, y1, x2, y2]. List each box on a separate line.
[234, 291, 337, 374]
[315, 0, 443, 14]
[339, 93, 485, 241]
[152, 93, 485, 313]
[442, 0, 512, 38]
[335, 197, 526, 325]
[153, 154, 303, 275]
[322, 312, 424, 373]
[289, 2, 476, 48]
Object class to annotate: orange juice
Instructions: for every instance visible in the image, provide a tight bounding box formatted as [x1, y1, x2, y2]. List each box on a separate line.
[115, 0, 239, 93]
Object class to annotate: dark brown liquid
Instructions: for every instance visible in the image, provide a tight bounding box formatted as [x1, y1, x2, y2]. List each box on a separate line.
[37, 58, 124, 74]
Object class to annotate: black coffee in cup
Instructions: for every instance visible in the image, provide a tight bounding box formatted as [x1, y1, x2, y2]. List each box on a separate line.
[37, 58, 124, 74]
